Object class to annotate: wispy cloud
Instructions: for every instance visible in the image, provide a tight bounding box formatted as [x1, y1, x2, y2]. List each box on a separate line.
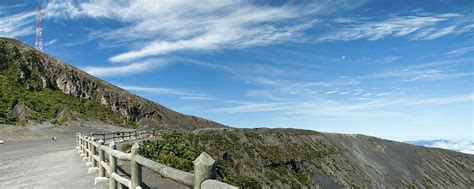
[318, 13, 473, 42]
[369, 69, 474, 82]
[445, 46, 474, 57]
[208, 102, 290, 113]
[83, 59, 171, 77]
[0, 11, 35, 37]
[120, 85, 209, 98]
[376, 92, 392, 97]
[43, 39, 57, 47]
[44, 0, 329, 63]
[207, 93, 473, 118]
[179, 96, 215, 101]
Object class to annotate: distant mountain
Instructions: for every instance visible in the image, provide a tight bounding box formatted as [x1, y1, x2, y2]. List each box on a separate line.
[406, 139, 474, 154]
[0, 37, 224, 130]
[1, 37, 473, 188]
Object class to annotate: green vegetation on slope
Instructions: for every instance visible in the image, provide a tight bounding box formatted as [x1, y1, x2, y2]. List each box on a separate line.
[125, 129, 340, 188]
[0, 45, 127, 126]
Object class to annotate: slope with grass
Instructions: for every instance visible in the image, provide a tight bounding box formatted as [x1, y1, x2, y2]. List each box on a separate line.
[0, 37, 224, 130]
[126, 129, 474, 188]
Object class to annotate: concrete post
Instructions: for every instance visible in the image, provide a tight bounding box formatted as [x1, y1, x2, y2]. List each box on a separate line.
[83, 136, 90, 162]
[131, 143, 142, 189]
[76, 133, 79, 150]
[193, 152, 216, 189]
[80, 135, 83, 154]
[83, 136, 86, 155]
[82, 135, 85, 155]
[86, 137, 90, 157]
[90, 137, 95, 166]
[91, 137, 97, 167]
[109, 142, 117, 189]
[98, 140, 105, 177]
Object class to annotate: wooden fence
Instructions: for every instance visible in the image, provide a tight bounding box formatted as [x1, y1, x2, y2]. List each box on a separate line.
[76, 132, 238, 189]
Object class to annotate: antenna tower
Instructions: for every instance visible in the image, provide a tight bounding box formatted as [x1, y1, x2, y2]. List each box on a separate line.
[35, 3, 43, 52]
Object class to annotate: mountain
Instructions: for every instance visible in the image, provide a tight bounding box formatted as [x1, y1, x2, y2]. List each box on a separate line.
[134, 128, 474, 188]
[1, 37, 473, 188]
[0, 37, 224, 130]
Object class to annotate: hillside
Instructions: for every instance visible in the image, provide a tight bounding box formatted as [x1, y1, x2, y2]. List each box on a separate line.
[128, 128, 474, 188]
[1, 37, 473, 188]
[0, 37, 224, 130]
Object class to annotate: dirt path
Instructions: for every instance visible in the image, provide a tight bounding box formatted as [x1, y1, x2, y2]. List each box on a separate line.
[0, 124, 188, 189]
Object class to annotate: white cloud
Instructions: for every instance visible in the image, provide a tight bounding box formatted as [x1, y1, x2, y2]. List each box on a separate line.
[207, 93, 473, 117]
[120, 85, 209, 98]
[378, 56, 400, 64]
[319, 13, 472, 42]
[0, 11, 35, 37]
[445, 46, 474, 57]
[179, 96, 215, 101]
[44, 0, 325, 63]
[44, 39, 57, 46]
[376, 92, 392, 97]
[426, 140, 474, 154]
[83, 59, 170, 77]
[208, 102, 290, 113]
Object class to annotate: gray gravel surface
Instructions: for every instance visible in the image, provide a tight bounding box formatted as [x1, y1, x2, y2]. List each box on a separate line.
[0, 124, 188, 189]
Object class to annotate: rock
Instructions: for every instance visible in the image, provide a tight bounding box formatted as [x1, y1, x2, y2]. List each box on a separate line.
[11, 102, 30, 121]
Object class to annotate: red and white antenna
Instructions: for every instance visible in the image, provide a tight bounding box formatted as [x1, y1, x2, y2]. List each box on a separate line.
[35, 3, 43, 52]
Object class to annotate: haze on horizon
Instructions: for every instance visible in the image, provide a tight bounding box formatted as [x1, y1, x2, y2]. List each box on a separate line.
[0, 0, 472, 146]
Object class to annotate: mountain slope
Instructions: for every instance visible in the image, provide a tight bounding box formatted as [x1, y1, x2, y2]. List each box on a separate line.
[134, 128, 474, 188]
[0, 37, 224, 130]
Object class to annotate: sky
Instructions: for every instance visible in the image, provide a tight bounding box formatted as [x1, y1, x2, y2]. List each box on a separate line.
[0, 0, 473, 144]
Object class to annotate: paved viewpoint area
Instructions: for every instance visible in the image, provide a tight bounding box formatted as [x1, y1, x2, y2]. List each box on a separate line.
[0, 124, 187, 189]
[0, 124, 110, 189]
[0, 138, 107, 189]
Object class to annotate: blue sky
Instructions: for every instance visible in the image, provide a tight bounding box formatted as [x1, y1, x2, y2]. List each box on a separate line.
[1, 0, 473, 142]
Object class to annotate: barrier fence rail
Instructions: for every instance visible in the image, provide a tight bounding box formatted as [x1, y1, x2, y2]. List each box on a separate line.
[90, 130, 154, 143]
[76, 132, 238, 189]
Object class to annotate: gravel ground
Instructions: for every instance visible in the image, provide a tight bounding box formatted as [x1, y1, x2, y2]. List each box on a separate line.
[0, 124, 188, 189]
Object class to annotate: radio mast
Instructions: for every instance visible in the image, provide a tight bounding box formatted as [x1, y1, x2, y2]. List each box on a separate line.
[35, 3, 43, 52]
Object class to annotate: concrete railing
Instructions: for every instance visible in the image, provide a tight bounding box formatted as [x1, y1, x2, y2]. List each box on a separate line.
[76, 133, 238, 189]
[90, 130, 154, 143]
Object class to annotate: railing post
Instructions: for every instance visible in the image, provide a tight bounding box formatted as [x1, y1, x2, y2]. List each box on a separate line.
[193, 152, 216, 189]
[131, 143, 142, 189]
[78, 134, 82, 153]
[86, 137, 90, 158]
[89, 137, 95, 166]
[98, 139, 105, 177]
[81, 135, 85, 155]
[102, 132, 106, 141]
[109, 142, 117, 189]
[91, 137, 97, 167]
[76, 133, 79, 150]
